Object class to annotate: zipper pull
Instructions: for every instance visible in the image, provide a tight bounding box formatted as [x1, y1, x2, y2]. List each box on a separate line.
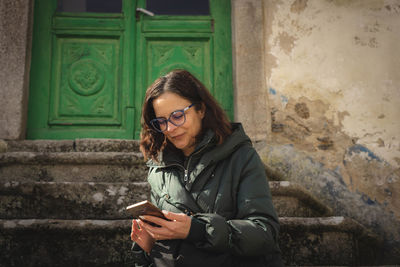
[184, 169, 188, 182]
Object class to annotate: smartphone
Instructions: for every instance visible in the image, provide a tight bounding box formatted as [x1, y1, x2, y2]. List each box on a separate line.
[126, 200, 167, 220]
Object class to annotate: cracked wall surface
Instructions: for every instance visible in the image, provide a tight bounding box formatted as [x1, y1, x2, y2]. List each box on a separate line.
[263, 0, 400, 262]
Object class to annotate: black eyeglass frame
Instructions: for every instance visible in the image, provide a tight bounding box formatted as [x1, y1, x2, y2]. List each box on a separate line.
[150, 103, 195, 132]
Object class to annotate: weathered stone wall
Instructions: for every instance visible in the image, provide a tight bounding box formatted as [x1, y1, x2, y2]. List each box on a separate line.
[0, 0, 32, 139]
[262, 0, 400, 262]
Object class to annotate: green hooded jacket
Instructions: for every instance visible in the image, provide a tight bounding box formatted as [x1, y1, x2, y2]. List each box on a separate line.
[132, 123, 282, 267]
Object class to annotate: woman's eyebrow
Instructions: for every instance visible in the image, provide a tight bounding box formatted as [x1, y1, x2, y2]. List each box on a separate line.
[157, 107, 186, 118]
[155, 109, 176, 119]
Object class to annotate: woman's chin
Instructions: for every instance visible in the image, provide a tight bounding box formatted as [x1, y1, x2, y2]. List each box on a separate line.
[172, 142, 187, 150]
[170, 141, 194, 155]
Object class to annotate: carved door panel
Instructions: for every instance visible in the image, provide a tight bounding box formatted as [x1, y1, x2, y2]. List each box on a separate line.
[49, 27, 123, 127]
[27, 0, 135, 139]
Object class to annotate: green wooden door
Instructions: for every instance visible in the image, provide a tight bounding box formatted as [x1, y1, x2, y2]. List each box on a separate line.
[134, 0, 233, 139]
[27, 0, 233, 140]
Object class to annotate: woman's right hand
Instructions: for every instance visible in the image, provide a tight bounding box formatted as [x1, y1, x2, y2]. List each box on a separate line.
[131, 219, 155, 253]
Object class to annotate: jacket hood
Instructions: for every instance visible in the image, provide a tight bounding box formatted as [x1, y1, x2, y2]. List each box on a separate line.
[205, 122, 252, 163]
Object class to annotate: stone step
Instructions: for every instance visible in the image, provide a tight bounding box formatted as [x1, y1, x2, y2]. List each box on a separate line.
[0, 139, 146, 183]
[0, 140, 383, 265]
[270, 181, 332, 217]
[0, 151, 148, 182]
[0, 140, 281, 183]
[0, 216, 381, 266]
[0, 181, 150, 219]
[4, 139, 141, 152]
[0, 181, 331, 219]
[0, 219, 134, 266]
[279, 217, 383, 266]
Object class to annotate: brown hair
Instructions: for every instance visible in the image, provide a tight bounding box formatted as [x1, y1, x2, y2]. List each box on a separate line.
[140, 70, 232, 161]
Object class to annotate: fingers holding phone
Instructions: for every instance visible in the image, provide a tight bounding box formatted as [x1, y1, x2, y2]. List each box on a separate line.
[127, 201, 192, 243]
[138, 210, 192, 240]
[131, 219, 155, 253]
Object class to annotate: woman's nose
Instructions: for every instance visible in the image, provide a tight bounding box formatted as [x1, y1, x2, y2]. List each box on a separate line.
[166, 121, 177, 132]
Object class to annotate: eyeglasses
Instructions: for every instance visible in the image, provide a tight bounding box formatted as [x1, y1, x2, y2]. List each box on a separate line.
[150, 103, 194, 132]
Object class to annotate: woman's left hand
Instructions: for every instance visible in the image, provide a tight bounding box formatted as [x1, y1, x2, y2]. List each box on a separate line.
[138, 211, 192, 240]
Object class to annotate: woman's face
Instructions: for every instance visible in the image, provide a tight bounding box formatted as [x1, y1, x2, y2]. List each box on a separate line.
[152, 92, 205, 156]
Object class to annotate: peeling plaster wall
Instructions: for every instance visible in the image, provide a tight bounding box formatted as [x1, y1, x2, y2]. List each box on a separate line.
[263, 0, 400, 261]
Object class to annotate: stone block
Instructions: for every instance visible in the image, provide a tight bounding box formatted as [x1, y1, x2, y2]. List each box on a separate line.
[0, 152, 148, 182]
[75, 139, 140, 152]
[0, 140, 7, 153]
[0, 217, 382, 266]
[5, 140, 75, 152]
[0, 181, 150, 219]
[270, 181, 332, 217]
[0, 219, 134, 266]
[0, 180, 332, 219]
[279, 217, 382, 266]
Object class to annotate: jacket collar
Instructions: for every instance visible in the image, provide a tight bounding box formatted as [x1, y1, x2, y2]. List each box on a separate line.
[147, 129, 216, 168]
[146, 123, 252, 169]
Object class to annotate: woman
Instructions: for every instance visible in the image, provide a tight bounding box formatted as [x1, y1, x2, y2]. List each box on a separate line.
[130, 70, 283, 266]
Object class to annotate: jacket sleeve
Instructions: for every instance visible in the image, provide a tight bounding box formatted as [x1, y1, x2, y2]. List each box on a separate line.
[190, 147, 281, 257]
[130, 242, 152, 267]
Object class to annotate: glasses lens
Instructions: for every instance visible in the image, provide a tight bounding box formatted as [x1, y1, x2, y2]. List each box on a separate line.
[151, 118, 167, 132]
[170, 110, 185, 126]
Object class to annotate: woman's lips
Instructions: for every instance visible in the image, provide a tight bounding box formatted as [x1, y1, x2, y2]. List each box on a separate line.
[171, 133, 185, 140]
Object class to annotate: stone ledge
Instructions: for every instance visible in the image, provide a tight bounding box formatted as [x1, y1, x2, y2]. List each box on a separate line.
[0, 217, 383, 266]
[0, 217, 379, 240]
[0, 218, 131, 230]
[0, 152, 148, 182]
[0, 181, 331, 218]
[270, 181, 332, 216]
[5, 140, 75, 152]
[280, 216, 374, 237]
[279, 216, 383, 266]
[0, 140, 7, 153]
[0, 216, 372, 231]
[4, 139, 141, 153]
[0, 181, 150, 219]
[0, 151, 144, 165]
[75, 139, 140, 152]
[0, 163, 148, 183]
[280, 216, 382, 252]
[0, 219, 134, 266]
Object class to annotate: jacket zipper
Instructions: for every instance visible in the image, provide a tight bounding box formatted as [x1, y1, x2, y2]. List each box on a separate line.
[184, 169, 189, 182]
[159, 137, 212, 184]
[183, 138, 212, 183]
